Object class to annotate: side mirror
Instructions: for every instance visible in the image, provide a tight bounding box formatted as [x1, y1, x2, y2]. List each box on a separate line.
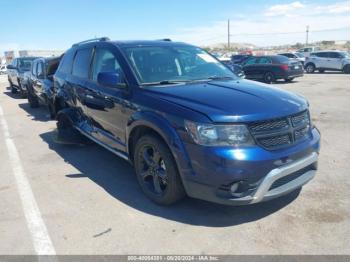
[6, 65, 16, 70]
[97, 72, 126, 88]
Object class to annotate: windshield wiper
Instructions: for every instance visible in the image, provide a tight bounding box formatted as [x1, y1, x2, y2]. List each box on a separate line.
[207, 76, 235, 80]
[141, 80, 189, 86]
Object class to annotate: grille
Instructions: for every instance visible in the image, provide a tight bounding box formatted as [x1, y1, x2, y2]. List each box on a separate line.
[270, 165, 314, 190]
[250, 119, 289, 133]
[248, 110, 311, 150]
[292, 111, 310, 127]
[258, 135, 291, 148]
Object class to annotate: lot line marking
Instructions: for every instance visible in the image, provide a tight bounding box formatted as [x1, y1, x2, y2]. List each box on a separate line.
[0, 104, 56, 255]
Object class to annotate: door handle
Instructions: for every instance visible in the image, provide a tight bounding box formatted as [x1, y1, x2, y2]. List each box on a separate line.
[86, 94, 94, 99]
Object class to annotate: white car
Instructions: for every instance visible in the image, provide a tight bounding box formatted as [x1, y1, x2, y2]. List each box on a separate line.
[297, 46, 320, 57]
[0, 64, 7, 75]
[304, 50, 350, 73]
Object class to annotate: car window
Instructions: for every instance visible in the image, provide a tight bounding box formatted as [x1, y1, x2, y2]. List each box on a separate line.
[315, 52, 328, 58]
[91, 48, 123, 82]
[328, 52, 343, 59]
[244, 58, 257, 65]
[31, 61, 37, 75]
[18, 59, 34, 71]
[72, 48, 93, 78]
[37, 62, 44, 77]
[258, 57, 271, 64]
[58, 50, 75, 74]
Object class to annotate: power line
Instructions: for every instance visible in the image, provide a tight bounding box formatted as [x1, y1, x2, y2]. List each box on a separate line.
[229, 26, 350, 37]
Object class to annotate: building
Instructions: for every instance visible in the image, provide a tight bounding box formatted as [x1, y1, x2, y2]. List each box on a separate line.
[4, 50, 64, 63]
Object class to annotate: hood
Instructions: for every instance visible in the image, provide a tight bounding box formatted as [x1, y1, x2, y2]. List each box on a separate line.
[145, 79, 308, 123]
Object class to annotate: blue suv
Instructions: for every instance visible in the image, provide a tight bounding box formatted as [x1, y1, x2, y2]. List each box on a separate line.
[54, 38, 320, 205]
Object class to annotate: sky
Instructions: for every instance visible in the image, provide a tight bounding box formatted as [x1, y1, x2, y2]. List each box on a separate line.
[1, 0, 350, 54]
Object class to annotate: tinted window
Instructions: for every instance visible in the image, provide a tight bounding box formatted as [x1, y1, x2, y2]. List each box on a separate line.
[328, 52, 343, 59]
[280, 53, 294, 58]
[258, 57, 272, 64]
[58, 50, 75, 74]
[314, 52, 328, 58]
[244, 58, 257, 65]
[274, 56, 290, 63]
[91, 48, 122, 82]
[18, 58, 35, 71]
[72, 48, 92, 78]
[47, 59, 60, 76]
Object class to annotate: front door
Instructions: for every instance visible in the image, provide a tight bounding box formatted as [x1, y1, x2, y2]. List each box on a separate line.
[84, 46, 133, 153]
[327, 52, 344, 70]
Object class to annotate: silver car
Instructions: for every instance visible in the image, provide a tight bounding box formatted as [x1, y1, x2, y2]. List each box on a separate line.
[304, 50, 350, 74]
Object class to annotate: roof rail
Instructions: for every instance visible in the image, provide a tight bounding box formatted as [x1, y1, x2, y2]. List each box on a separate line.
[157, 38, 172, 42]
[72, 37, 110, 47]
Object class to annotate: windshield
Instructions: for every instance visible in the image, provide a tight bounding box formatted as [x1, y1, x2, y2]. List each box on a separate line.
[295, 52, 305, 58]
[18, 58, 36, 71]
[122, 45, 237, 85]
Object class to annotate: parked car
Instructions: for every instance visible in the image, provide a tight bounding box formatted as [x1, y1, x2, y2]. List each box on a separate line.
[304, 51, 350, 73]
[297, 46, 320, 57]
[220, 60, 245, 78]
[0, 64, 7, 75]
[54, 38, 320, 206]
[278, 52, 306, 66]
[231, 54, 252, 65]
[26, 56, 61, 118]
[6, 57, 39, 97]
[242, 55, 304, 83]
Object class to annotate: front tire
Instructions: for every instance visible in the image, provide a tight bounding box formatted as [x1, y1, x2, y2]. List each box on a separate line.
[134, 135, 185, 205]
[27, 87, 39, 108]
[305, 64, 315, 73]
[47, 98, 56, 119]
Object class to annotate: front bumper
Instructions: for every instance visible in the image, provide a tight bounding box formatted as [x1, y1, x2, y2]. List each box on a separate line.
[181, 128, 320, 205]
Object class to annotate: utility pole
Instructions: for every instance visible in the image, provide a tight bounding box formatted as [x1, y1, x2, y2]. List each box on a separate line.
[306, 25, 309, 46]
[228, 19, 231, 50]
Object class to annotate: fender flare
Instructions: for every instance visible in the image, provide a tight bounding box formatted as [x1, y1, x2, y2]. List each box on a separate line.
[126, 111, 193, 177]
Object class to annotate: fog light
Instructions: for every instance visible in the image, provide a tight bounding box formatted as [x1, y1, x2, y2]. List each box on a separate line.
[230, 182, 239, 194]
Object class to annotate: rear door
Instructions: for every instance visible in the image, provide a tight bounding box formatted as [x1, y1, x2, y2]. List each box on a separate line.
[242, 57, 259, 79]
[313, 52, 328, 68]
[9, 59, 17, 84]
[327, 52, 343, 70]
[70, 47, 94, 118]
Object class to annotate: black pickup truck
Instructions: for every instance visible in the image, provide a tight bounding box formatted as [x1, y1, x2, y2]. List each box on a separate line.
[26, 56, 61, 118]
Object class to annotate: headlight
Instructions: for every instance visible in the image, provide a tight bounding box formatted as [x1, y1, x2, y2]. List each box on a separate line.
[185, 120, 255, 146]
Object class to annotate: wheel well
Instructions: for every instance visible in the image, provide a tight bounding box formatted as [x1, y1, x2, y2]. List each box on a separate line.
[305, 62, 315, 67]
[54, 97, 66, 116]
[128, 125, 168, 164]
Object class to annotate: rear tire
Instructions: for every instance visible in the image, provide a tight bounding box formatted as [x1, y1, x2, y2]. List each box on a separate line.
[263, 72, 275, 84]
[134, 135, 186, 205]
[305, 64, 315, 73]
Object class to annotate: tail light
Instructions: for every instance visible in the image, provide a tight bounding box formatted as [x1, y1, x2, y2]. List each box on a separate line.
[280, 64, 289, 71]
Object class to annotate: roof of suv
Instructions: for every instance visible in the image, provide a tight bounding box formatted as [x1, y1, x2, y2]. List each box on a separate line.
[71, 38, 191, 49]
